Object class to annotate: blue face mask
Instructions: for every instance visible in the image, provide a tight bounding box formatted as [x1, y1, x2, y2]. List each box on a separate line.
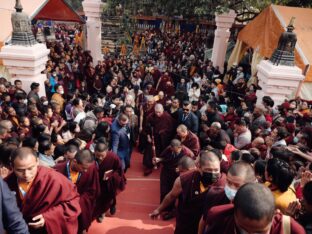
[224, 184, 237, 201]
[293, 137, 299, 144]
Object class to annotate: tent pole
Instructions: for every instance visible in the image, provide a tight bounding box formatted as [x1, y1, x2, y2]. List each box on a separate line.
[295, 64, 309, 98]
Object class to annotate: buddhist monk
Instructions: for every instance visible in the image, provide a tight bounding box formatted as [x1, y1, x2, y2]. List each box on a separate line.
[154, 139, 194, 219]
[138, 95, 155, 153]
[54, 149, 100, 234]
[5, 147, 81, 234]
[93, 141, 126, 222]
[176, 156, 196, 175]
[143, 104, 175, 175]
[150, 150, 226, 234]
[205, 183, 305, 234]
[176, 124, 200, 157]
[198, 161, 256, 234]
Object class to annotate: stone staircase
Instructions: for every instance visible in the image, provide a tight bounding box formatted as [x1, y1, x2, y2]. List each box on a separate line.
[101, 14, 124, 52]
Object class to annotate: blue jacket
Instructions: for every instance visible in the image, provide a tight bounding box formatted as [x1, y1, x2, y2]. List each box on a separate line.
[0, 177, 29, 234]
[111, 119, 131, 159]
[178, 109, 199, 134]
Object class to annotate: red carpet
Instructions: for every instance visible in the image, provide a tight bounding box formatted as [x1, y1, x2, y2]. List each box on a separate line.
[88, 150, 175, 234]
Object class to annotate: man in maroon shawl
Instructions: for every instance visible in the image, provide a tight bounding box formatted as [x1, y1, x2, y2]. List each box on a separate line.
[93, 141, 126, 222]
[205, 183, 305, 234]
[150, 150, 226, 234]
[176, 124, 200, 157]
[198, 161, 257, 233]
[5, 147, 81, 234]
[154, 139, 194, 219]
[143, 103, 175, 175]
[54, 149, 100, 233]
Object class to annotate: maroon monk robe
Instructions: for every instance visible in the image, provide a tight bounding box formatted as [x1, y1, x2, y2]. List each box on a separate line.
[175, 170, 226, 234]
[93, 151, 126, 219]
[138, 103, 155, 154]
[54, 161, 100, 232]
[5, 166, 81, 234]
[159, 145, 194, 212]
[143, 111, 175, 169]
[202, 187, 230, 224]
[177, 130, 201, 157]
[205, 204, 305, 234]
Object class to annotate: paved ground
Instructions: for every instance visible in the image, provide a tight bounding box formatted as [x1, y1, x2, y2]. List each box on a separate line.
[88, 150, 175, 234]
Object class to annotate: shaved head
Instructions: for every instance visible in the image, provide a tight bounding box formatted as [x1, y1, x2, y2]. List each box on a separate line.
[228, 161, 256, 183]
[199, 151, 220, 166]
[178, 156, 196, 172]
[11, 147, 37, 164]
[234, 183, 275, 221]
[155, 103, 164, 112]
[177, 124, 188, 133]
[75, 149, 94, 164]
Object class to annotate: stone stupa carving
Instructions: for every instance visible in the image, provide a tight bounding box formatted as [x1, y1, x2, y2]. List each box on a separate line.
[270, 17, 297, 66]
[11, 0, 37, 46]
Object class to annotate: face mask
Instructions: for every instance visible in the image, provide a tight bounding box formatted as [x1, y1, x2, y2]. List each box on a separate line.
[59, 90, 64, 95]
[201, 172, 219, 186]
[224, 184, 237, 201]
[293, 137, 299, 144]
[23, 99, 28, 105]
[43, 101, 49, 106]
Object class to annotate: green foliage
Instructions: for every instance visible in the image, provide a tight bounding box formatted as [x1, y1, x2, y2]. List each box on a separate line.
[64, 0, 83, 10]
[103, 0, 312, 20]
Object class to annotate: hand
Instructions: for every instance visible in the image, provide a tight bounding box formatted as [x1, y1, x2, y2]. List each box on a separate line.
[147, 135, 152, 143]
[301, 170, 312, 188]
[139, 127, 143, 133]
[55, 156, 65, 163]
[285, 200, 301, 217]
[153, 157, 161, 165]
[149, 209, 160, 219]
[51, 121, 59, 128]
[28, 214, 45, 229]
[61, 120, 67, 127]
[287, 145, 301, 154]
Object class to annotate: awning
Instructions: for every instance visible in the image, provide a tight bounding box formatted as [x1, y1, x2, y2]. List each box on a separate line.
[34, 0, 85, 23]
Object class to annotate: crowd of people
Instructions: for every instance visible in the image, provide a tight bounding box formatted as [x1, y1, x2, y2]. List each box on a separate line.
[0, 22, 312, 234]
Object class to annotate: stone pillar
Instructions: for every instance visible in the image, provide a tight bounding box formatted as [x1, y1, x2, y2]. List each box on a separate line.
[82, 0, 104, 62]
[211, 10, 236, 73]
[256, 60, 304, 106]
[0, 43, 49, 97]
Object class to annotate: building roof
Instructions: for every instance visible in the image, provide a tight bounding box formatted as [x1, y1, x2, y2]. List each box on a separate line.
[0, 0, 84, 45]
[237, 4, 312, 81]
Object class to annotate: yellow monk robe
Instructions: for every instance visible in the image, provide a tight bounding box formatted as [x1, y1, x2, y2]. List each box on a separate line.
[120, 43, 127, 56]
[139, 36, 146, 53]
[18, 180, 34, 201]
[70, 167, 80, 184]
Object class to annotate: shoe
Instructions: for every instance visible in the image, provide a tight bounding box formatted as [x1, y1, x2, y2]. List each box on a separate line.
[96, 214, 105, 223]
[110, 205, 116, 215]
[144, 168, 153, 176]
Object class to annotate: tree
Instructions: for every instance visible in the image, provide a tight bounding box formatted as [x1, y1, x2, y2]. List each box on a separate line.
[65, 0, 83, 10]
[107, 0, 312, 22]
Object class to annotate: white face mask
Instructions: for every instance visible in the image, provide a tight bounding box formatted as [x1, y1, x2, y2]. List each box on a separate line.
[43, 101, 49, 106]
[59, 90, 64, 95]
[224, 184, 237, 201]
